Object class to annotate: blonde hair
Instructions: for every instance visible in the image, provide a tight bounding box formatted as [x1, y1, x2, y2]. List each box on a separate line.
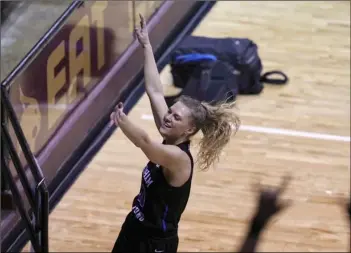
[176, 95, 240, 171]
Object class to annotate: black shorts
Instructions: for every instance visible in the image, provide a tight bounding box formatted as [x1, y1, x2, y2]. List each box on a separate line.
[112, 213, 179, 253]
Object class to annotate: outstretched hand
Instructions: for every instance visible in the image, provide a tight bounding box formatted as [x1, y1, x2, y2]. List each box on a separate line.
[252, 174, 293, 224]
[237, 174, 293, 253]
[134, 13, 150, 47]
[110, 102, 126, 126]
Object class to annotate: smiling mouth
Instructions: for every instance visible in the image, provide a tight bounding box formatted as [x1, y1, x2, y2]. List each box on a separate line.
[163, 122, 172, 128]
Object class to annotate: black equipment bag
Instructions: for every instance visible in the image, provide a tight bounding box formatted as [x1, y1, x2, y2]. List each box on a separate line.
[169, 35, 289, 97]
[165, 57, 239, 107]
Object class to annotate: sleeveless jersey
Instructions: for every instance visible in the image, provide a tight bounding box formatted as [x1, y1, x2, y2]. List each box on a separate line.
[129, 140, 194, 235]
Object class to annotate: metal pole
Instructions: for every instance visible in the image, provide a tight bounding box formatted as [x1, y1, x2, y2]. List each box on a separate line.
[40, 180, 49, 252]
[1, 87, 45, 184]
[0, 148, 39, 252]
[1, 87, 49, 251]
[1, 120, 36, 212]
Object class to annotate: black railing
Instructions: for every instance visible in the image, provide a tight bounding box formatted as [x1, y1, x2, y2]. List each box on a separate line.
[0, 2, 84, 252]
[1, 86, 49, 252]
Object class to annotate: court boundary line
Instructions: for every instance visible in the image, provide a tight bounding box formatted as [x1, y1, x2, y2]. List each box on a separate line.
[13, 104, 350, 142]
[140, 114, 350, 142]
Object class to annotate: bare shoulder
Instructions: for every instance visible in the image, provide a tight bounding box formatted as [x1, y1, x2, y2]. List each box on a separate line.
[162, 145, 192, 187]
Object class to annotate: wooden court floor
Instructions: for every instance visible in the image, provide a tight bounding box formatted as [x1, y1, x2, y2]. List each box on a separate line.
[22, 1, 350, 252]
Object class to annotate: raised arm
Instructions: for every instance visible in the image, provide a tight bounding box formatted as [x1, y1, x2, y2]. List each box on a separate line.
[238, 174, 292, 252]
[110, 103, 191, 179]
[135, 14, 168, 132]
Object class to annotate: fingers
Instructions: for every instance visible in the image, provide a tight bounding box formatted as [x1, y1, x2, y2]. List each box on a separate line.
[110, 111, 116, 126]
[139, 13, 145, 28]
[115, 103, 125, 118]
[134, 27, 140, 37]
[134, 15, 148, 45]
[114, 102, 124, 111]
[250, 173, 292, 197]
[110, 102, 124, 125]
[109, 118, 115, 127]
[277, 173, 292, 196]
[110, 111, 115, 121]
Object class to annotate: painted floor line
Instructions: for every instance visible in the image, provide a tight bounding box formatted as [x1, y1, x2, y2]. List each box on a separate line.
[141, 114, 350, 142]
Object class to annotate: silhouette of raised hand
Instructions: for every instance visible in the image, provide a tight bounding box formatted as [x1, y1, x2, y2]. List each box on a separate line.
[238, 174, 293, 252]
[252, 173, 292, 225]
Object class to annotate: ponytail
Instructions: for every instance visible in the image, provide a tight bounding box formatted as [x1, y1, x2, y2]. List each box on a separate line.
[176, 95, 240, 171]
[198, 100, 240, 171]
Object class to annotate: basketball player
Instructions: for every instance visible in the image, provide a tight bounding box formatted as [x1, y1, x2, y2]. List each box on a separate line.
[109, 14, 240, 253]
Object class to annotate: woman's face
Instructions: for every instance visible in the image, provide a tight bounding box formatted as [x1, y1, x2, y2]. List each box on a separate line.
[159, 101, 195, 141]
